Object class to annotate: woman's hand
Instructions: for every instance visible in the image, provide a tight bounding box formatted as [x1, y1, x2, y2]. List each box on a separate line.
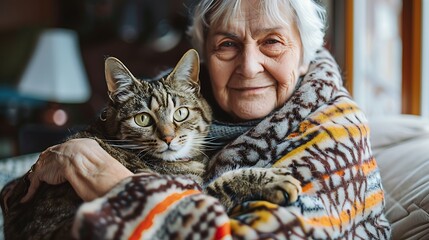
[21, 138, 133, 202]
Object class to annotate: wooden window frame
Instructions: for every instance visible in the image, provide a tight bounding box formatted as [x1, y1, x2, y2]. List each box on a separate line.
[324, 0, 354, 95]
[345, 0, 354, 95]
[423, 1, 429, 117]
[401, 0, 422, 115]
[343, 0, 423, 115]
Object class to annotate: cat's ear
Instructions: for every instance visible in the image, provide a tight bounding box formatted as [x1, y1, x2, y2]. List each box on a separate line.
[167, 49, 200, 91]
[105, 57, 141, 103]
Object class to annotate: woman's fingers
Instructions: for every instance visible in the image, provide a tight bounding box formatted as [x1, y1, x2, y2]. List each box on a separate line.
[67, 147, 134, 201]
[20, 145, 69, 203]
[20, 172, 40, 203]
[19, 138, 134, 203]
[2, 180, 19, 212]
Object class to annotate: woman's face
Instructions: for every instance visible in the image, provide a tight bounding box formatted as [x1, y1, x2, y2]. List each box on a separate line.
[205, 2, 308, 120]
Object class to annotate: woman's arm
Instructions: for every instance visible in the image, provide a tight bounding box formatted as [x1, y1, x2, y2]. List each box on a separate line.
[21, 138, 133, 202]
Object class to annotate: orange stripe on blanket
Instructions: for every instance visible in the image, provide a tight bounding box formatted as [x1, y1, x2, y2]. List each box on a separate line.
[214, 222, 232, 240]
[129, 189, 201, 240]
[302, 182, 313, 193]
[301, 157, 378, 194]
[303, 190, 384, 228]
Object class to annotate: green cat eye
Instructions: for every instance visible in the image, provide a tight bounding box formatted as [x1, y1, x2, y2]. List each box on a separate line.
[134, 113, 154, 127]
[173, 107, 189, 122]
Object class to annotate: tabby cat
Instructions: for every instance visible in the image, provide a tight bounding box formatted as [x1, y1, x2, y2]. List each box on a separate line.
[1, 49, 301, 240]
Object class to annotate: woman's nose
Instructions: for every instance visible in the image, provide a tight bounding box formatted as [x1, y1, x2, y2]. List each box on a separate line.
[236, 46, 264, 78]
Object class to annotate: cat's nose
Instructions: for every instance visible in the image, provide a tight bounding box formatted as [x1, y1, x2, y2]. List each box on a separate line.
[164, 136, 174, 145]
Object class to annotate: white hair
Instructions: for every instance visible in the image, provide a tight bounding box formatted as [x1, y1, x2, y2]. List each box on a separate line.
[187, 0, 326, 65]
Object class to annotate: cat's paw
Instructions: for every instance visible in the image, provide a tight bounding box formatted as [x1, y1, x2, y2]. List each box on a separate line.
[259, 168, 302, 205]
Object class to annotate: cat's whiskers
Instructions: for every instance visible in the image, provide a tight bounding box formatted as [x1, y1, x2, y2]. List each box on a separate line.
[137, 149, 154, 159]
[201, 136, 237, 151]
[183, 136, 211, 160]
[110, 144, 140, 149]
[200, 139, 225, 151]
[102, 139, 139, 148]
[191, 147, 210, 160]
[204, 136, 232, 142]
[104, 139, 134, 143]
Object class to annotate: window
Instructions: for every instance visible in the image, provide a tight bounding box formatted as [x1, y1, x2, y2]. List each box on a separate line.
[324, 0, 426, 118]
[352, 0, 402, 117]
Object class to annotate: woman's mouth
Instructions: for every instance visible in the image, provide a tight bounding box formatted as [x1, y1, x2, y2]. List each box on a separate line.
[230, 86, 273, 95]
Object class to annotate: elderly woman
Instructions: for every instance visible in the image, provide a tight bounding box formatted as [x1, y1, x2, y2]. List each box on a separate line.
[13, 0, 391, 239]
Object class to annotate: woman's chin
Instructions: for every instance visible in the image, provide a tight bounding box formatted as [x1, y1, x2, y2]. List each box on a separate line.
[231, 104, 275, 121]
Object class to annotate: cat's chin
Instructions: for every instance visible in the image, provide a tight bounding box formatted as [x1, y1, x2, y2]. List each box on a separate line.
[153, 151, 192, 162]
[164, 158, 191, 163]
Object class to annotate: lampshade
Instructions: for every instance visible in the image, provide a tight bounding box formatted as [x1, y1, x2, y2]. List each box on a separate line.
[18, 29, 91, 103]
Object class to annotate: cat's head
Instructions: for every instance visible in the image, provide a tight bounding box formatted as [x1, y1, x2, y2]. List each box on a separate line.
[102, 49, 212, 161]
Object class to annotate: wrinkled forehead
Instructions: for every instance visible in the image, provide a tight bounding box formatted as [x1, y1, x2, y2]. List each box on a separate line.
[208, 0, 295, 30]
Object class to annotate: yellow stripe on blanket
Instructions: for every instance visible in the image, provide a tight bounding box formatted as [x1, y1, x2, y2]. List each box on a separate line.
[312, 101, 361, 124]
[275, 122, 368, 167]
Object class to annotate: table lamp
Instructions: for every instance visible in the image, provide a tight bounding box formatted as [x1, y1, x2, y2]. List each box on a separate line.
[18, 28, 91, 126]
[18, 28, 90, 103]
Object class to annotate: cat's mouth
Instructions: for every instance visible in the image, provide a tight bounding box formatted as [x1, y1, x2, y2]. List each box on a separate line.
[154, 149, 192, 162]
[163, 158, 191, 163]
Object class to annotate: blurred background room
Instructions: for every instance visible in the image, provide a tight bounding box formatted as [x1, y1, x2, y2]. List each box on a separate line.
[0, 0, 428, 159]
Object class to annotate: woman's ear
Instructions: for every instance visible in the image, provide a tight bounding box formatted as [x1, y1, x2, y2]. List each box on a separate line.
[298, 62, 309, 77]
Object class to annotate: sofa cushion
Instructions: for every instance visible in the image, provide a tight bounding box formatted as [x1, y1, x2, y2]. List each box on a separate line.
[370, 115, 429, 239]
[369, 114, 429, 150]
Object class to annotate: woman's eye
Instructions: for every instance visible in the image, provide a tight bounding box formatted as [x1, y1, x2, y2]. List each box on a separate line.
[261, 37, 284, 57]
[134, 113, 154, 127]
[219, 41, 237, 48]
[173, 107, 189, 122]
[265, 39, 280, 45]
[214, 40, 239, 60]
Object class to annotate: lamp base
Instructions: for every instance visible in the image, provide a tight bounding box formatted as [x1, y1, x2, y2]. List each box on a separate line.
[42, 103, 68, 126]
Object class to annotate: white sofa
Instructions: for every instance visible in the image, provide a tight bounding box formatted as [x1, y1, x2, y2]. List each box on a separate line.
[370, 115, 429, 239]
[0, 114, 428, 239]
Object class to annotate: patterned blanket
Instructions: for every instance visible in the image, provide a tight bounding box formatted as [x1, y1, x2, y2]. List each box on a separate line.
[72, 49, 391, 239]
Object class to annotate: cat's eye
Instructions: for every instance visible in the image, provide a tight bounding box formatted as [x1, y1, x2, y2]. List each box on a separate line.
[173, 107, 189, 122]
[134, 113, 154, 127]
